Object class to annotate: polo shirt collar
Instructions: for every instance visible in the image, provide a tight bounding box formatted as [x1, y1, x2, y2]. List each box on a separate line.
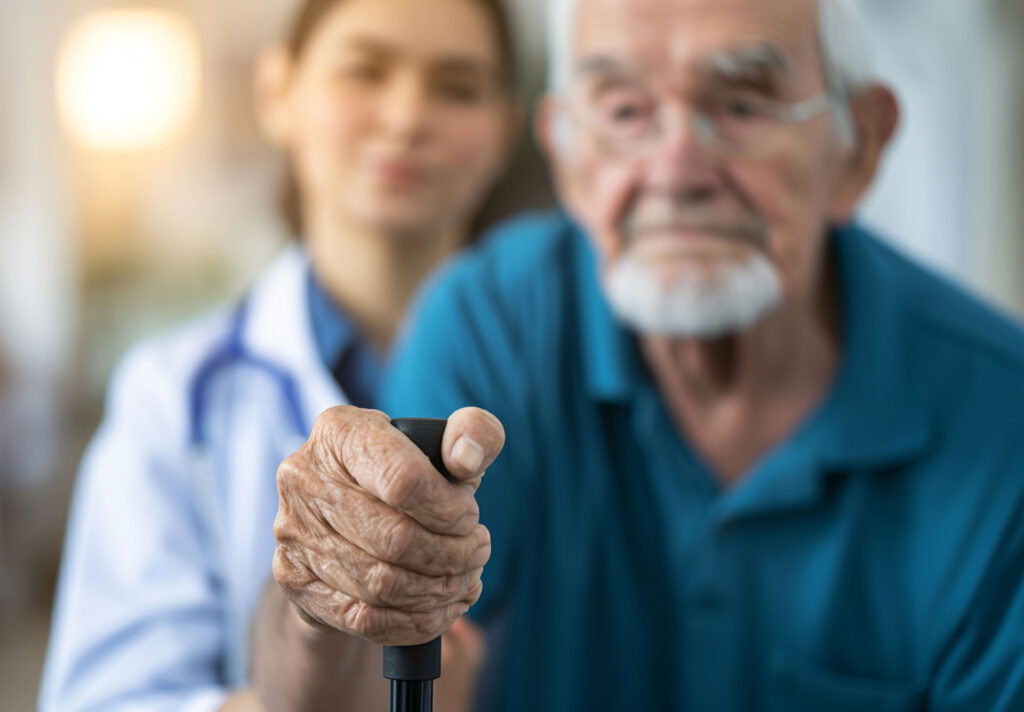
[800, 223, 932, 469]
[573, 218, 933, 516]
[572, 217, 647, 403]
[719, 224, 933, 521]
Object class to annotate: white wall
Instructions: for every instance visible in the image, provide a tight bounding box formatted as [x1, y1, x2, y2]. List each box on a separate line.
[847, 0, 1024, 315]
[0, 0, 74, 487]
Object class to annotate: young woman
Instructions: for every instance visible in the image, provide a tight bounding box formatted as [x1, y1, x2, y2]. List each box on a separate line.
[39, 1, 519, 710]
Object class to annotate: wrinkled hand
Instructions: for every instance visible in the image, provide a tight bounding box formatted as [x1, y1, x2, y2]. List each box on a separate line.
[273, 406, 504, 646]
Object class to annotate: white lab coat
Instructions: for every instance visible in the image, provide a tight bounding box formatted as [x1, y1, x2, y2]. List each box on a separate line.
[40, 246, 347, 712]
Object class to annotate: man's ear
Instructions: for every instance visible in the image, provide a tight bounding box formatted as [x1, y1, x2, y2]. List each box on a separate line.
[254, 44, 295, 149]
[828, 84, 900, 223]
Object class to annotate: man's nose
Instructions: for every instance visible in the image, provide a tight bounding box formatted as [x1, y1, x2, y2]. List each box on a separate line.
[642, 105, 723, 195]
[376, 73, 430, 144]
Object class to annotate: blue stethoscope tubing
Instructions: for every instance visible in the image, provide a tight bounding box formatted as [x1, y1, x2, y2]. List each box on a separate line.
[188, 299, 307, 448]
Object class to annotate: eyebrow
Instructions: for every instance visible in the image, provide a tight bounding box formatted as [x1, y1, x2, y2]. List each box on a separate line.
[574, 55, 641, 81]
[575, 44, 795, 90]
[699, 44, 794, 89]
[338, 35, 503, 85]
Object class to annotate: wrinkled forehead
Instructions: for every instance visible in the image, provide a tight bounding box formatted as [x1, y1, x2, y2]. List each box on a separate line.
[573, 0, 822, 85]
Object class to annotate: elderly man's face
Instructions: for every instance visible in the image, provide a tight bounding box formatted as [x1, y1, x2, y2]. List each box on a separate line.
[547, 0, 879, 334]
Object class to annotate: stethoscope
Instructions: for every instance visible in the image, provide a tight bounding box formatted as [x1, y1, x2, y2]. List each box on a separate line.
[185, 296, 311, 686]
[188, 297, 308, 448]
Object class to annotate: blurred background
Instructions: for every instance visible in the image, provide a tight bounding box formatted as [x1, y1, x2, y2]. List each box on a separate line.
[0, 0, 1022, 708]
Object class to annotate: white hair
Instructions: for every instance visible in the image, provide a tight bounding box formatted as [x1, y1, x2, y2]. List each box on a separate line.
[604, 250, 783, 338]
[546, 0, 876, 144]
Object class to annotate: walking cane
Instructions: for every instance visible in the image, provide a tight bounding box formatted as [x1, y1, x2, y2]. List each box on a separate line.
[384, 418, 454, 712]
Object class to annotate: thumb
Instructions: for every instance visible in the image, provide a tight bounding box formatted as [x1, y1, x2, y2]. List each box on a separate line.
[441, 408, 505, 485]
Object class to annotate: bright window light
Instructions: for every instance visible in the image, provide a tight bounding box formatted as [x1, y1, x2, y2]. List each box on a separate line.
[56, 9, 201, 151]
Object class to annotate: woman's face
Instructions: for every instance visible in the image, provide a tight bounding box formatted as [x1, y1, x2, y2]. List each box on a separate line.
[268, 0, 514, 240]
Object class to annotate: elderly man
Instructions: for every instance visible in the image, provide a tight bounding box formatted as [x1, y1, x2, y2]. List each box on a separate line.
[251, 0, 1024, 709]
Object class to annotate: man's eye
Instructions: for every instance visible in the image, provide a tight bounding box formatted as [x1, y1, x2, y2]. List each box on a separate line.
[714, 94, 768, 120]
[727, 100, 758, 117]
[597, 94, 652, 125]
[611, 103, 646, 122]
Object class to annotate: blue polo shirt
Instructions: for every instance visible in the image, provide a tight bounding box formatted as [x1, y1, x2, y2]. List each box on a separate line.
[382, 212, 1024, 712]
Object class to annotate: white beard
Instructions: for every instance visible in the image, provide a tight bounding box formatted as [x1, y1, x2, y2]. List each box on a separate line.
[604, 250, 783, 338]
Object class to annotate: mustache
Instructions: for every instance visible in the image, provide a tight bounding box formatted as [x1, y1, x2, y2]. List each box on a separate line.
[620, 199, 769, 248]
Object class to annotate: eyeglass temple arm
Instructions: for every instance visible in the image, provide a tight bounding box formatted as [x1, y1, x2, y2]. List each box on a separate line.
[781, 92, 834, 123]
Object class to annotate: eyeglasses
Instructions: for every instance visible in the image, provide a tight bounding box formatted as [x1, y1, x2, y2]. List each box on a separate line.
[559, 78, 834, 160]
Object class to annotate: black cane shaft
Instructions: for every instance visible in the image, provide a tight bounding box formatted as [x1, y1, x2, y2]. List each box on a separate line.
[390, 680, 433, 712]
[384, 419, 454, 712]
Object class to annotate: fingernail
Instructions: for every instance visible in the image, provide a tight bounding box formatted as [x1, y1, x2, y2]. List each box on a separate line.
[452, 436, 485, 474]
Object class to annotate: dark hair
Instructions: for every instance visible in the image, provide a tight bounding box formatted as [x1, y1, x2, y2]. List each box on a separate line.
[278, 0, 518, 238]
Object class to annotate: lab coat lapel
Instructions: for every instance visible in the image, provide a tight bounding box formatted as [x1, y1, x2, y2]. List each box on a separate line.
[240, 245, 350, 444]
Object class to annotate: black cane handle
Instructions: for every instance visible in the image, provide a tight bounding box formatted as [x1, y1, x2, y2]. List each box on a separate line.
[383, 418, 454, 712]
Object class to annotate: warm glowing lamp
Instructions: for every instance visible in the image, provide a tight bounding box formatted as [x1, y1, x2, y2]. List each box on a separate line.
[56, 9, 201, 151]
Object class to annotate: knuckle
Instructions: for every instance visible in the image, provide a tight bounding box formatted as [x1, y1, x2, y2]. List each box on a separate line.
[312, 405, 353, 438]
[312, 406, 373, 471]
[271, 547, 305, 590]
[271, 512, 287, 542]
[346, 599, 382, 639]
[375, 452, 420, 509]
[476, 524, 492, 550]
[365, 560, 401, 605]
[443, 573, 466, 598]
[276, 454, 300, 491]
[438, 492, 477, 531]
[330, 406, 390, 462]
[379, 513, 417, 563]
[271, 509, 300, 543]
[276, 450, 322, 502]
[465, 578, 484, 605]
[271, 549, 290, 585]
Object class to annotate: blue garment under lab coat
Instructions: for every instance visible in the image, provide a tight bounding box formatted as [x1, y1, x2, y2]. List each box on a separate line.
[382, 212, 1024, 711]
